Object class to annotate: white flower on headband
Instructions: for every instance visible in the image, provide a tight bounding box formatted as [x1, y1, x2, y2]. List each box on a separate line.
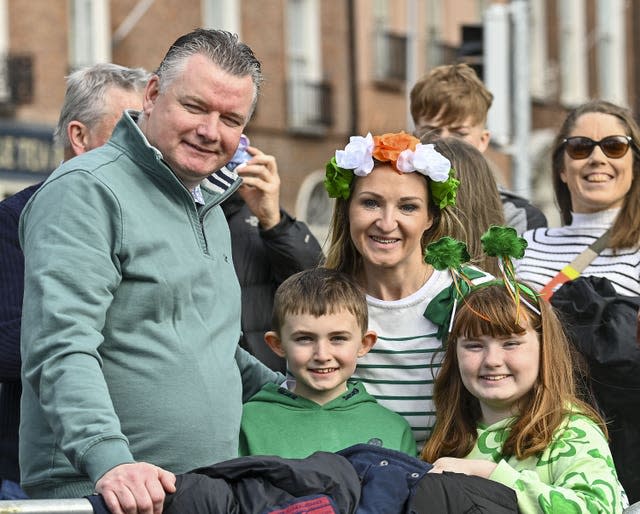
[396, 143, 451, 182]
[335, 133, 374, 176]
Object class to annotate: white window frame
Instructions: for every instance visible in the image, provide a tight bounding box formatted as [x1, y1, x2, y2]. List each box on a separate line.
[69, 0, 110, 69]
[557, 0, 588, 107]
[596, 0, 626, 105]
[529, 0, 549, 100]
[0, 0, 9, 101]
[424, 0, 442, 71]
[286, 0, 322, 131]
[202, 0, 240, 35]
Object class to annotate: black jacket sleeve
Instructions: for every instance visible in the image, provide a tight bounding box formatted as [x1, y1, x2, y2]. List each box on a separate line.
[259, 210, 324, 285]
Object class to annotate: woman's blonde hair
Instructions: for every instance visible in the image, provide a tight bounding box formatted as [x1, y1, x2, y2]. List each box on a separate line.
[429, 138, 504, 276]
[421, 283, 607, 463]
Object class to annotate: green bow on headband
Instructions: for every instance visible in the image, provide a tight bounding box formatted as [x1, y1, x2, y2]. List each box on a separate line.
[424, 267, 485, 342]
[422, 237, 484, 342]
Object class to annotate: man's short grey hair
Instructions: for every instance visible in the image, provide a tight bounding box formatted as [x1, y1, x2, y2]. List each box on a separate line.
[54, 63, 150, 150]
[155, 29, 263, 116]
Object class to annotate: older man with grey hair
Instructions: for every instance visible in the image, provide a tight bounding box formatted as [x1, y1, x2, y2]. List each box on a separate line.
[0, 62, 149, 501]
[18, 29, 284, 514]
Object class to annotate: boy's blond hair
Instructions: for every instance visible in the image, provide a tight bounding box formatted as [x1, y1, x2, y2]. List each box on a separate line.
[410, 63, 493, 127]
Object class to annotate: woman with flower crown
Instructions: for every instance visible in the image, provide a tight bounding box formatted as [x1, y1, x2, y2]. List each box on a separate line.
[323, 131, 492, 447]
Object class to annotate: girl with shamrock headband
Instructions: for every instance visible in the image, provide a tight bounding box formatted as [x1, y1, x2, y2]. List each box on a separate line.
[421, 228, 627, 513]
[323, 132, 493, 447]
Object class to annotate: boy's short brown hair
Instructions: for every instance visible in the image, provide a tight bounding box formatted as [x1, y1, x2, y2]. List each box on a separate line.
[271, 268, 368, 334]
[410, 63, 493, 127]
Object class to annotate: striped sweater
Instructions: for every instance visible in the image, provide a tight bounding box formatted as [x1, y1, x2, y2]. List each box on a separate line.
[515, 209, 640, 296]
[352, 268, 491, 447]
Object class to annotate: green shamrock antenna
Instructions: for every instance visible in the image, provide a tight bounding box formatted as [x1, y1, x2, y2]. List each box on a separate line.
[480, 225, 540, 316]
[423, 236, 470, 271]
[480, 225, 526, 284]
[480, 225, 527, 258]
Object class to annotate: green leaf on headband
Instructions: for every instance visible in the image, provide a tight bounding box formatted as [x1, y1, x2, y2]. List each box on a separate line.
[480, 225, 528, 259]
[430, 169, 460, 209]
[423, 236, 470, 270]
[324, 157, 353, 200]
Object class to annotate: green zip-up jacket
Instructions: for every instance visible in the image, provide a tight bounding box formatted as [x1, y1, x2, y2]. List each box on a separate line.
[239, 381, 417, 458]
[19, 111, 282, 498]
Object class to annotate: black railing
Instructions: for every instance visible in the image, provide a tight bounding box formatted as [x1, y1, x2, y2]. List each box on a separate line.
[287, 79, 332, 131]
[0, 53, 34, 105]
[375, 31, 407, 84]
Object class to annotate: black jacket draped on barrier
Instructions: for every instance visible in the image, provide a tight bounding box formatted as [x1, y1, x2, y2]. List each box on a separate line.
[552, 276, 640, 503]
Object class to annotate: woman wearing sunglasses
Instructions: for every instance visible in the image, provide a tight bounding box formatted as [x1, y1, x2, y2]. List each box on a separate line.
[516, 100, 640, 503]
[516, 99, 640, 296]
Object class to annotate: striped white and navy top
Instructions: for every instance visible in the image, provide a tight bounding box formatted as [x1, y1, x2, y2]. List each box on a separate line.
[515, 209, 640, 297]
[352, 268, 491, 448]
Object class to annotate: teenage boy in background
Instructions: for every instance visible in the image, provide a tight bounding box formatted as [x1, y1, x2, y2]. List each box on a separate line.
[410, 63, 547, 234]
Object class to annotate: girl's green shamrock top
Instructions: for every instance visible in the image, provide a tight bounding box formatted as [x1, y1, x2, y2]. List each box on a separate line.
[466, 411, 627, 513]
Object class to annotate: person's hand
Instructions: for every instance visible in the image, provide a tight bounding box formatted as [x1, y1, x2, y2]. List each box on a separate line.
[95, 462, 176, 514]
[236, 146, 281, 230]
[428, 457, 497, 478]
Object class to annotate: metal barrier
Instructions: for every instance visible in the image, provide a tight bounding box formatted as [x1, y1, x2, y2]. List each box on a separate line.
[625, 501, 640, 514]
[0, 498, 93, 513]
[2, 497, 639, 514]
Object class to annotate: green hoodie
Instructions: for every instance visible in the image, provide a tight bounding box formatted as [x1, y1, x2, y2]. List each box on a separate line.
[240, 381, 417, 458]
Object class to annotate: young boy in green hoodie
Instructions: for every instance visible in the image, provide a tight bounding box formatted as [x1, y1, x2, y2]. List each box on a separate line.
[239, 268, 417, 457]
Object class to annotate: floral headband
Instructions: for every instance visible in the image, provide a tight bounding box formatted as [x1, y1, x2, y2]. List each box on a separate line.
[423, 226, 539, 342]
[324, 132, 460, 209]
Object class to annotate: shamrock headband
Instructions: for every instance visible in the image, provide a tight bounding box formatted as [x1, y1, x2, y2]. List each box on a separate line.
[324, 131, 460, 209]
[423, 226, 540, 342]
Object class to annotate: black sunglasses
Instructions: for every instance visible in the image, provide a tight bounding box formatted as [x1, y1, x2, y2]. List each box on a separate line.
[562, 135, 633, 160]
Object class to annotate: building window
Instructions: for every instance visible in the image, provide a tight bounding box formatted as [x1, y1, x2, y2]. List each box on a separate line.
[295, 169, 332, 247]
[373, 0, 407, 87]
[596, 0, 626, 105]
[286, 0, 330, 132]
[557, 0, 588, 107]
[69, 0, 110, 69]
[0, 0, 8, 102]
[424, 0, 443, 71]
[202, 0, 240, 35]
[529, 0, 550, 100]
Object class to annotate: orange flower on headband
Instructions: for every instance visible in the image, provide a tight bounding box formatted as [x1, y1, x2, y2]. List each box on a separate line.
[373, 132, 419, 170]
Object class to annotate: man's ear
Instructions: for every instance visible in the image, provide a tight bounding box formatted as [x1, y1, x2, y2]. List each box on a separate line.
[67, 120, 89, 156]
[357, 330, 377, 357]
[264, 331, 286, 357]
[142, 75, 161, 114]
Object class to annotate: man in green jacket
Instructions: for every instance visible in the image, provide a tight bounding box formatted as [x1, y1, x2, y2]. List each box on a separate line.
[19, 29, 282, 514]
